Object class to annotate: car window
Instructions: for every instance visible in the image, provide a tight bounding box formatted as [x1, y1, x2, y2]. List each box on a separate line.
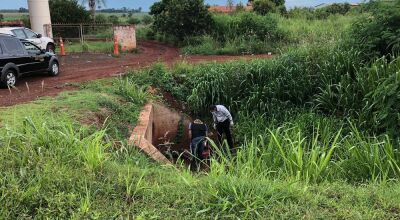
[24, 29, 38, 39]
[3, 38, 26, 55]
[11, 29, 27, 39]
[23, 42, 41, 54]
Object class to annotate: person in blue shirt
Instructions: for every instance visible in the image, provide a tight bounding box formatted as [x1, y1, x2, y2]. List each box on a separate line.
[188, 119, 208, 171]
[209, 104, 234, 151]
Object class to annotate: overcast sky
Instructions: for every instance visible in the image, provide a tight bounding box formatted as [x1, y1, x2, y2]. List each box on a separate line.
[1, 0, 362, 11]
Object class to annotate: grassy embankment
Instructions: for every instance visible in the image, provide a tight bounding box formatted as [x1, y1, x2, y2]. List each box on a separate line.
[3, 46, 400, 218]
[2, 6, 400, 218]
[1, 70, 400, 219]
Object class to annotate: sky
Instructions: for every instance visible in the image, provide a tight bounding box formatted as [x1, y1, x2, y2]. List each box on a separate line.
[1, 0, 363, 11]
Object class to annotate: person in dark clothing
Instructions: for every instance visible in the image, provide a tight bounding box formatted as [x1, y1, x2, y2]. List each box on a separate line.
[209, 105, 234, 151]
[188, 119, 208, 171]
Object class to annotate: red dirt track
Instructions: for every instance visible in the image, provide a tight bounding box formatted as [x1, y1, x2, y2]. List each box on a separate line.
[0, 40, 272, 107]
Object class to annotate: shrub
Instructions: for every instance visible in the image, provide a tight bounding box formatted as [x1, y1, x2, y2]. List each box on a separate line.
[253, 0, 277, 15]
[287, 7, 316, 20]
[212, 12, 283, 42]
[21, 15, 31, 28]
[235, 2, 246, 12]
[127, 17, 141, 25]
[348, 0, 400, 60]
[141, 14, 154, 25]
[108, 15, 120, 24]
[149, 0, 213, 41]
[95, 14, 107, 23]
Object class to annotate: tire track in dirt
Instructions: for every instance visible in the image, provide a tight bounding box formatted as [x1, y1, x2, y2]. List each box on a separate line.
[0, 40, 272, 107]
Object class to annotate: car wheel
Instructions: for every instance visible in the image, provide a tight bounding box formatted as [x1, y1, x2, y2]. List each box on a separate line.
[46, 44, 55, 53]
[49, 61, 60, 76]
[1, 70, 17, 88]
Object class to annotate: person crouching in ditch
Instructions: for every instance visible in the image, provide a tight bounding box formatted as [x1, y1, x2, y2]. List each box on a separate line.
[210, 105, 234, 153]
[188, 119, 208, 171]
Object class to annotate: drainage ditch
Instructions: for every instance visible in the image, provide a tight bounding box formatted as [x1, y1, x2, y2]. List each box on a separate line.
[129, 102, 193, 163]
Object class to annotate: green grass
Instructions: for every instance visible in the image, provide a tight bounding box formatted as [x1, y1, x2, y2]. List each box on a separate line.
[178, 12, 356, 55]
[97, 12, 148, 23]
[1, 12, 28, 21]
[1, 76, 400, 218]
[2, 10, 400, 216]
[55, 41, 114, 53]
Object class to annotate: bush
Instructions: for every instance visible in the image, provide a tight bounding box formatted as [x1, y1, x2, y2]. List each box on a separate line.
[149, 0, 213, 41]
[287, 7, 316, 20]
[180, 12, 284, 55]
[315, 3, 351, 19]
[141, 14, 154, 25]
[21, 15, 31, 28]
[108, 15, 120, 24]
[253, 0, 277, 15]
[348, 0, 400, 60]
[95, 14, 107, 23]
[212, 12, 283, 43]
[127, 17, 141, 25]
[0, 14, 3, 22]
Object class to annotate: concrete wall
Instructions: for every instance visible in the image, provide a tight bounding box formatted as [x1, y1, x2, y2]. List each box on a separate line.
[129, 103, 191, 163]
[129, 104, 170, 164]
[152, 103, 191, 151]
[113, 25, 136, 52]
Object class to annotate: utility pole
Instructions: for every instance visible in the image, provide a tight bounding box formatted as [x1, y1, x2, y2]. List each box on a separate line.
[27, 0, 53, 37]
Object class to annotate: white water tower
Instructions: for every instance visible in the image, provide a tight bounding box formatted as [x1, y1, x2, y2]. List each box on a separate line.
[27, 0, 53, 37]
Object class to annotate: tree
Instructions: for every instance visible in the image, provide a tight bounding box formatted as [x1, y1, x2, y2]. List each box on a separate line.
[0, 14, 3, 22]
[50, 0, 90, 23]
[82, 0, 106, 21]
[141, 14, 154, 25]
[19, 7, 29, 13]
[227, 0, 234, 10]
[150, 0, 213, 41]
[253, 0, 276, 15]
[235, 2, 245, 12]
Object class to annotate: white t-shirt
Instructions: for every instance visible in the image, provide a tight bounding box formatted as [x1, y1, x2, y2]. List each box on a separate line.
[212, 105, 233, 123]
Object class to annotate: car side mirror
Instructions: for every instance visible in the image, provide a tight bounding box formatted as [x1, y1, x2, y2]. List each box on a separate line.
[41, 49, 46, 53]
[37, 34, 42, 38]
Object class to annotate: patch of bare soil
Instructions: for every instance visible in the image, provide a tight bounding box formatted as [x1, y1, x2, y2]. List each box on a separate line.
[0, 40, 273, 107]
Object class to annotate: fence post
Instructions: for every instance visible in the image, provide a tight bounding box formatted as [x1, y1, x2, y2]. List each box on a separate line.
[80, 24, 84, 43]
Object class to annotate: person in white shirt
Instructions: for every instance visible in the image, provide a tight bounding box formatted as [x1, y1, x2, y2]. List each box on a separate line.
[209, 104, 234, 151]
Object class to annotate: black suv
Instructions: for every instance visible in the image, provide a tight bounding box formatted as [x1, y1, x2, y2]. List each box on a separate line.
[0, 34, 59, 87]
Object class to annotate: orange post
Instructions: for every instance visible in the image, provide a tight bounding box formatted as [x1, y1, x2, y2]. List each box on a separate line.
[113, 35, 119, 56]
[59, 37, 66, 56]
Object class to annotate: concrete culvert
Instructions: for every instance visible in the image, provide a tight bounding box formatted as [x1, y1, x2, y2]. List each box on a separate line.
[129, 103, 194, 164]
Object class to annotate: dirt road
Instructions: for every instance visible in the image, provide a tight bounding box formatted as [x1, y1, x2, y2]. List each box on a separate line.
[0, 40, 272, 107]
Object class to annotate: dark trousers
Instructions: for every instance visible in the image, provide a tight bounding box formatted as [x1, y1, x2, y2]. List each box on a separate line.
[216, 119, 234, 150]
[190, 136, 205, 171]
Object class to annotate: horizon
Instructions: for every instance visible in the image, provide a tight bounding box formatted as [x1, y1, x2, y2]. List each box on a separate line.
[0, 0, 363, 11]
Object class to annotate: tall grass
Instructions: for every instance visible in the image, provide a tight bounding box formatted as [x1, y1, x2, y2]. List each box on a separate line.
[208, 119, 400, 184]
[2, 58, 400, 218]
